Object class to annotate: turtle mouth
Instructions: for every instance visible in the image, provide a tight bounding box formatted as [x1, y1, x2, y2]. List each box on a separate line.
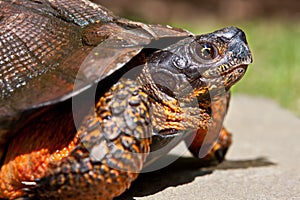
[194, 63, 249, 97]
[202, 64, 248, 79]
[221, 64, 248, 77]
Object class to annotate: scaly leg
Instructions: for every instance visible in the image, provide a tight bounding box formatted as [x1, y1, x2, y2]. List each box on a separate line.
[185, 93, 232, 165]
[186, 127, 232, 165]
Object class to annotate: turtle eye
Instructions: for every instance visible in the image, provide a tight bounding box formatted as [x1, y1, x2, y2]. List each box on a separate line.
[196, 43, 217, 60]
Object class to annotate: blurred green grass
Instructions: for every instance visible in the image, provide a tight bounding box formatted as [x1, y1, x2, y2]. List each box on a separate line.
[183, 20, 300, 116]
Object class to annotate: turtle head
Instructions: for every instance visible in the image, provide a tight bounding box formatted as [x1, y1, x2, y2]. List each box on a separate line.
[139, 27, 252, 103]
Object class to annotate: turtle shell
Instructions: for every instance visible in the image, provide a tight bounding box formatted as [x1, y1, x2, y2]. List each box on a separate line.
[0, 0, 191, 153]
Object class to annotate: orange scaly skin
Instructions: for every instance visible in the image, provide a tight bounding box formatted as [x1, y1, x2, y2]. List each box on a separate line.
[0, 140, 78, 199]
[0, 80, 151, 199]
[0, 108, 78, 199]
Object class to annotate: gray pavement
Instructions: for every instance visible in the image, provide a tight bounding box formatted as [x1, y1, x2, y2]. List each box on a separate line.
[116, 95, 300, 200]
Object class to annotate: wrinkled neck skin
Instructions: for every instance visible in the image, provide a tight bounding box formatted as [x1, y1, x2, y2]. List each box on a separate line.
[136, 64, 213, 135]
[135, 38, 220, 134]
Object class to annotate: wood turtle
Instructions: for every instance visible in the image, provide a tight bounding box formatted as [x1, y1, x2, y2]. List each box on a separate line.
[0, 0, 252, 199]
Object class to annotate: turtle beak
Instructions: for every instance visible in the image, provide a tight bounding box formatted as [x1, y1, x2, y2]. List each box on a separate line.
[227, 27, 253, 65]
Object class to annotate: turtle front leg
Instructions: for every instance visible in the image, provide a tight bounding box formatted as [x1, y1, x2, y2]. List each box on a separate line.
[185, 93, 232, 165]
[185, 127, 232, 165]
[28, 79, 151, 200]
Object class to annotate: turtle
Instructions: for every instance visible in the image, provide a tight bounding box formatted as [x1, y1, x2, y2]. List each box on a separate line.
[0, 0, 252, 199]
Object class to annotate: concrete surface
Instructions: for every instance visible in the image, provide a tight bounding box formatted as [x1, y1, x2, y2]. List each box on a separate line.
[116, 95, 300, 200]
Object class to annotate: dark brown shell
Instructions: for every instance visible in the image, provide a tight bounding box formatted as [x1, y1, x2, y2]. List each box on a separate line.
[0, 0, 191, 151]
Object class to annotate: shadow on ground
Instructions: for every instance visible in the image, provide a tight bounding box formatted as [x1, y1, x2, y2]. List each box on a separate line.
[115, 155, 275, 200]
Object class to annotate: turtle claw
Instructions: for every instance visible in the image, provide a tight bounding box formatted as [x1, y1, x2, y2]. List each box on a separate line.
[201, 127, 232, 165]
[14, 197, 32, 200]
[214, 146, 229, 163]
[21, 181, 38, 187]
[21, 181, 38, 198]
